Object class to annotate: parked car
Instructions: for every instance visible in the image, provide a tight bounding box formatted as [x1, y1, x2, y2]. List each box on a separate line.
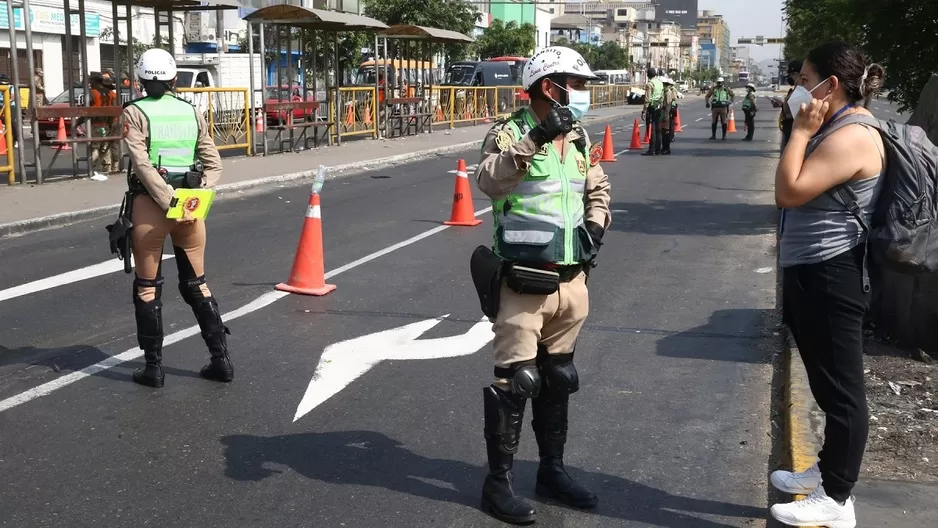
[264, 86, 315, 125]
[37, 88, 87, 140]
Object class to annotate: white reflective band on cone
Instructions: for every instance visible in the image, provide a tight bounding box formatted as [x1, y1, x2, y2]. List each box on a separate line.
[305, 205, 322, 219]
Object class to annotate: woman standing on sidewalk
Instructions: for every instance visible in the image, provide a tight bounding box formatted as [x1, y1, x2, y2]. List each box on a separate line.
[772, 41, 885, 528]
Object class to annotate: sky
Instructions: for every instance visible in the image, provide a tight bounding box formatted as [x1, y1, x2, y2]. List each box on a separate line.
[698, 0, 786, 63]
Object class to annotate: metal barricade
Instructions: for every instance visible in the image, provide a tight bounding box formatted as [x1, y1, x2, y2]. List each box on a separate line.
[431, 86, 524, 129]
[337, 87, 378, 139]
[177, 87, 252, 156]
[0, 86, 14, 185]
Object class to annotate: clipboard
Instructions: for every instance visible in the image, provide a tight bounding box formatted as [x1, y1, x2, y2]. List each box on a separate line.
[166, 188, 216, 220]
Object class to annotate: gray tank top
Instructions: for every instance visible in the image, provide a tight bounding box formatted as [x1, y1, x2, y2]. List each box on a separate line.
[779, 114, 885, 267]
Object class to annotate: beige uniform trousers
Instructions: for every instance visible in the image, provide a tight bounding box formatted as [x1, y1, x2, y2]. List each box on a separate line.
[493, 271, 589, 369]
[711, 106, 729, 125]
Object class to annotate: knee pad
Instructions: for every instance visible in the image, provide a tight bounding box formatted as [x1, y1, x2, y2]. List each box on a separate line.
[179, 274, 209, 307]
[540, 353, 579, 396]
[133, 277, 164, 349]
[494, 360, 541, 399]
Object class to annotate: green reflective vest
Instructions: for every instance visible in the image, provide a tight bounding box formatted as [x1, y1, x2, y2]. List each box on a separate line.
[131, 95, 199, 178]
[648, 78, 664, 107]
[486, 109, 592, 266]
[742, 92, 755, 110]
[712, 86, 730, 104]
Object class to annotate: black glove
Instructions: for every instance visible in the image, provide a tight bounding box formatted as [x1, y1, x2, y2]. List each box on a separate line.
[706, 102, 711, 109]
[586, 221, 605, 248]
[529, 106, 574, 146]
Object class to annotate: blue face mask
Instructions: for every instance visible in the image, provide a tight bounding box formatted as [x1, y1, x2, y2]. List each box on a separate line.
[552, 81, 591, 121]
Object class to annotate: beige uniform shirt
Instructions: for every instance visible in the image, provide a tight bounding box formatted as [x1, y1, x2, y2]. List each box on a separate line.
[121, 101, 222, 211]
[474, 112, 612, 231]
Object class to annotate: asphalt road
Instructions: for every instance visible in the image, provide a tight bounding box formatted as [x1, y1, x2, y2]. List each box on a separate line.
[2, 101, 788, 527]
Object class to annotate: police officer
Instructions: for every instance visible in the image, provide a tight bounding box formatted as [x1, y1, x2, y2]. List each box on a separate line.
[705, 76, 735, 140]
[741, 82, 758, 141]
[660, 76, 677, 155]
[642, 67, 665, 156]
[474, 46, 611, 524]
[122, 48, 232, 388]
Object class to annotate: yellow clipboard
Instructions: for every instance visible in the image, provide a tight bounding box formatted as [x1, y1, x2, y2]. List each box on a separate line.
[165, 188, 216, 220]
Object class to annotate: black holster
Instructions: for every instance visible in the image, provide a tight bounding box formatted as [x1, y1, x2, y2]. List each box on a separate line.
[470, 246, 504, 320]
[106, 191, 134, 274]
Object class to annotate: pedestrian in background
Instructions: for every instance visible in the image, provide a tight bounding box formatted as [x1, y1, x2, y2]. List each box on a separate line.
[780, 60, 803, 151]
[773, 40, 886, 528]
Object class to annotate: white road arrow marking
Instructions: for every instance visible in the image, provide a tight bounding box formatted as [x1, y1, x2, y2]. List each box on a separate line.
[293, 315, 494, 422]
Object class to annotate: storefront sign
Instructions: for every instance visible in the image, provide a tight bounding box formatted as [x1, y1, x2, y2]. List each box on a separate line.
[0, 2, 101, 38]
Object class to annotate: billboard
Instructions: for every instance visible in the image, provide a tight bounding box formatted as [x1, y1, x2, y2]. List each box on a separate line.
[655, 0, 698, 31]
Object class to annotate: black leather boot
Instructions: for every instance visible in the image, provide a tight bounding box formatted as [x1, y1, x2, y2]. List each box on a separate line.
[722, 123, 728, 140]
[532, 391, 598, 508]
[132, 292, 165, 388]
[481, 386, 536, 525]
[194, 298, 234, 382]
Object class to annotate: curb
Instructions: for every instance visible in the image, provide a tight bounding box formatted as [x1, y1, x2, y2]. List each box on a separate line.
[783, 327, 822, 491]
[0, 139, 481, 239]
[0, 106, 644, 239]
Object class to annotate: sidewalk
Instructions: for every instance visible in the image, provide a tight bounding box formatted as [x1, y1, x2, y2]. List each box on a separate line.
[783, 332, 938, 527]
[0, 105, 645, 236]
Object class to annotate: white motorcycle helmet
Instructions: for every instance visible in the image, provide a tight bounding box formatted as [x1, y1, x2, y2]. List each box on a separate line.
[136, 48, 177, 82]
[522, 46, 597, 92]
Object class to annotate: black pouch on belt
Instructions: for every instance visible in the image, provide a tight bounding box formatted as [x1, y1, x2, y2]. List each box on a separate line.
[470, 245, 504, 320]
[505, 264, 560, 296]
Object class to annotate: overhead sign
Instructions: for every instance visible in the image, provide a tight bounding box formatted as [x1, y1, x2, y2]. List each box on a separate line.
[0, 2, 101, 37]
[293, 315, 494, 422]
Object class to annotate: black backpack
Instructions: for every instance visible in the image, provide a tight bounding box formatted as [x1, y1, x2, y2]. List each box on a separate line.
[821, 114, 938, 287]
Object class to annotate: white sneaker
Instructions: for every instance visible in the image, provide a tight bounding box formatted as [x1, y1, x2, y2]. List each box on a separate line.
[90, 172, 109, 182]
[770, 485, 856, 528]
[771, 462, 821, 494]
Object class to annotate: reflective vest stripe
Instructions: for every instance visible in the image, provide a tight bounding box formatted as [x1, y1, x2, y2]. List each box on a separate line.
[131, 95, 199, 174]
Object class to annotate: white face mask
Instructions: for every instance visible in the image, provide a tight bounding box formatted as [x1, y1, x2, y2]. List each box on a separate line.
[787, 77, 831, 117]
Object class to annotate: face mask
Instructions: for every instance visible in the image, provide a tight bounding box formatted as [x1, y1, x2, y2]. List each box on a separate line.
[550, 81, 590, 121]
[566, 89, 591, 121]
[787, 77, 831, 117]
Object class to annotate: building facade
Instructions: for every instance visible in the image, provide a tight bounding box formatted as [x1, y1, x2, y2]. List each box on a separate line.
[696, 10, 730, 73]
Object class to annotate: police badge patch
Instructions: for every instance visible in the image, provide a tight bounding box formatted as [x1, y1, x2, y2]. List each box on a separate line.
[589, 144, 603, 166]
[576, 157, 587, 175]
[495, 129, 515, 152]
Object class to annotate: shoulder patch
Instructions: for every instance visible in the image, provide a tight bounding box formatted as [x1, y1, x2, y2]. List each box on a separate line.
[495, 129, 516, 152]
[589, 144, 603, 166]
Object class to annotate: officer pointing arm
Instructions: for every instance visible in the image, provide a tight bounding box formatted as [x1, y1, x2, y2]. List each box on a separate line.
[472, 46, 610, 525]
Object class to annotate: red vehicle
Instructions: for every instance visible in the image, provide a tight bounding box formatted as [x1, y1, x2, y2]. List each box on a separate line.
[265, 86, 315, 125]
[488, 56, 529, 101]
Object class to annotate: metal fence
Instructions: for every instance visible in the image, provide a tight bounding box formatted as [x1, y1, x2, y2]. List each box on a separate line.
[0, 86, 14, 185]
[177, 87, 253, 156]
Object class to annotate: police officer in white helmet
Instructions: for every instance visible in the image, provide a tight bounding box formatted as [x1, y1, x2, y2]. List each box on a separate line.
[472, 46, 611, 524]
[117, 48, 231, 388]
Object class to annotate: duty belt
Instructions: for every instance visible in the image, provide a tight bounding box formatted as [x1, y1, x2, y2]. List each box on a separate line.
[511, 262, 585, 282]
[128, 173, 187, 195]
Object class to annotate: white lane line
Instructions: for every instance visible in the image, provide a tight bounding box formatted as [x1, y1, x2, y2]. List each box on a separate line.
[0, 254, 175, 303]
[696, 117, 704, 122]
[0, 207, 494, 414]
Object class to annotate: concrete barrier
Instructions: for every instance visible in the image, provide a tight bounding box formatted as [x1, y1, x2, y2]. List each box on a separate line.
[866, 75, 938, 360]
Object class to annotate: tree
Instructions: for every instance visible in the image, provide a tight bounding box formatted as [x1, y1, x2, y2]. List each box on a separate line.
[471, 19, 536, 59]
[783, 0, 938, 112]
[99, 27, 170, 69]
[593, 41, 629, 70]
[364, 0, 479, 63]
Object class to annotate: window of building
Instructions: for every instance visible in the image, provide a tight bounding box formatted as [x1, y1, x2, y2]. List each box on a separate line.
[617, 8, 628, 16]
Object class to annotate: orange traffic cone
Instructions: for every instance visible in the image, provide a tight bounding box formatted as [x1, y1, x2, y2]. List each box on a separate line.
[629, 119, 643, 150]
[0, 124, 7, 155]
[643, 120, 652, 144]
[54, 117, 71, 151]
[444, 159, 482, 226]
[599, 124, 616, 162]
[673, 109, 683, 132]
[275, 191, 336, 296]
[255, 111, 264, 133]
[727, 109, 738, 133]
